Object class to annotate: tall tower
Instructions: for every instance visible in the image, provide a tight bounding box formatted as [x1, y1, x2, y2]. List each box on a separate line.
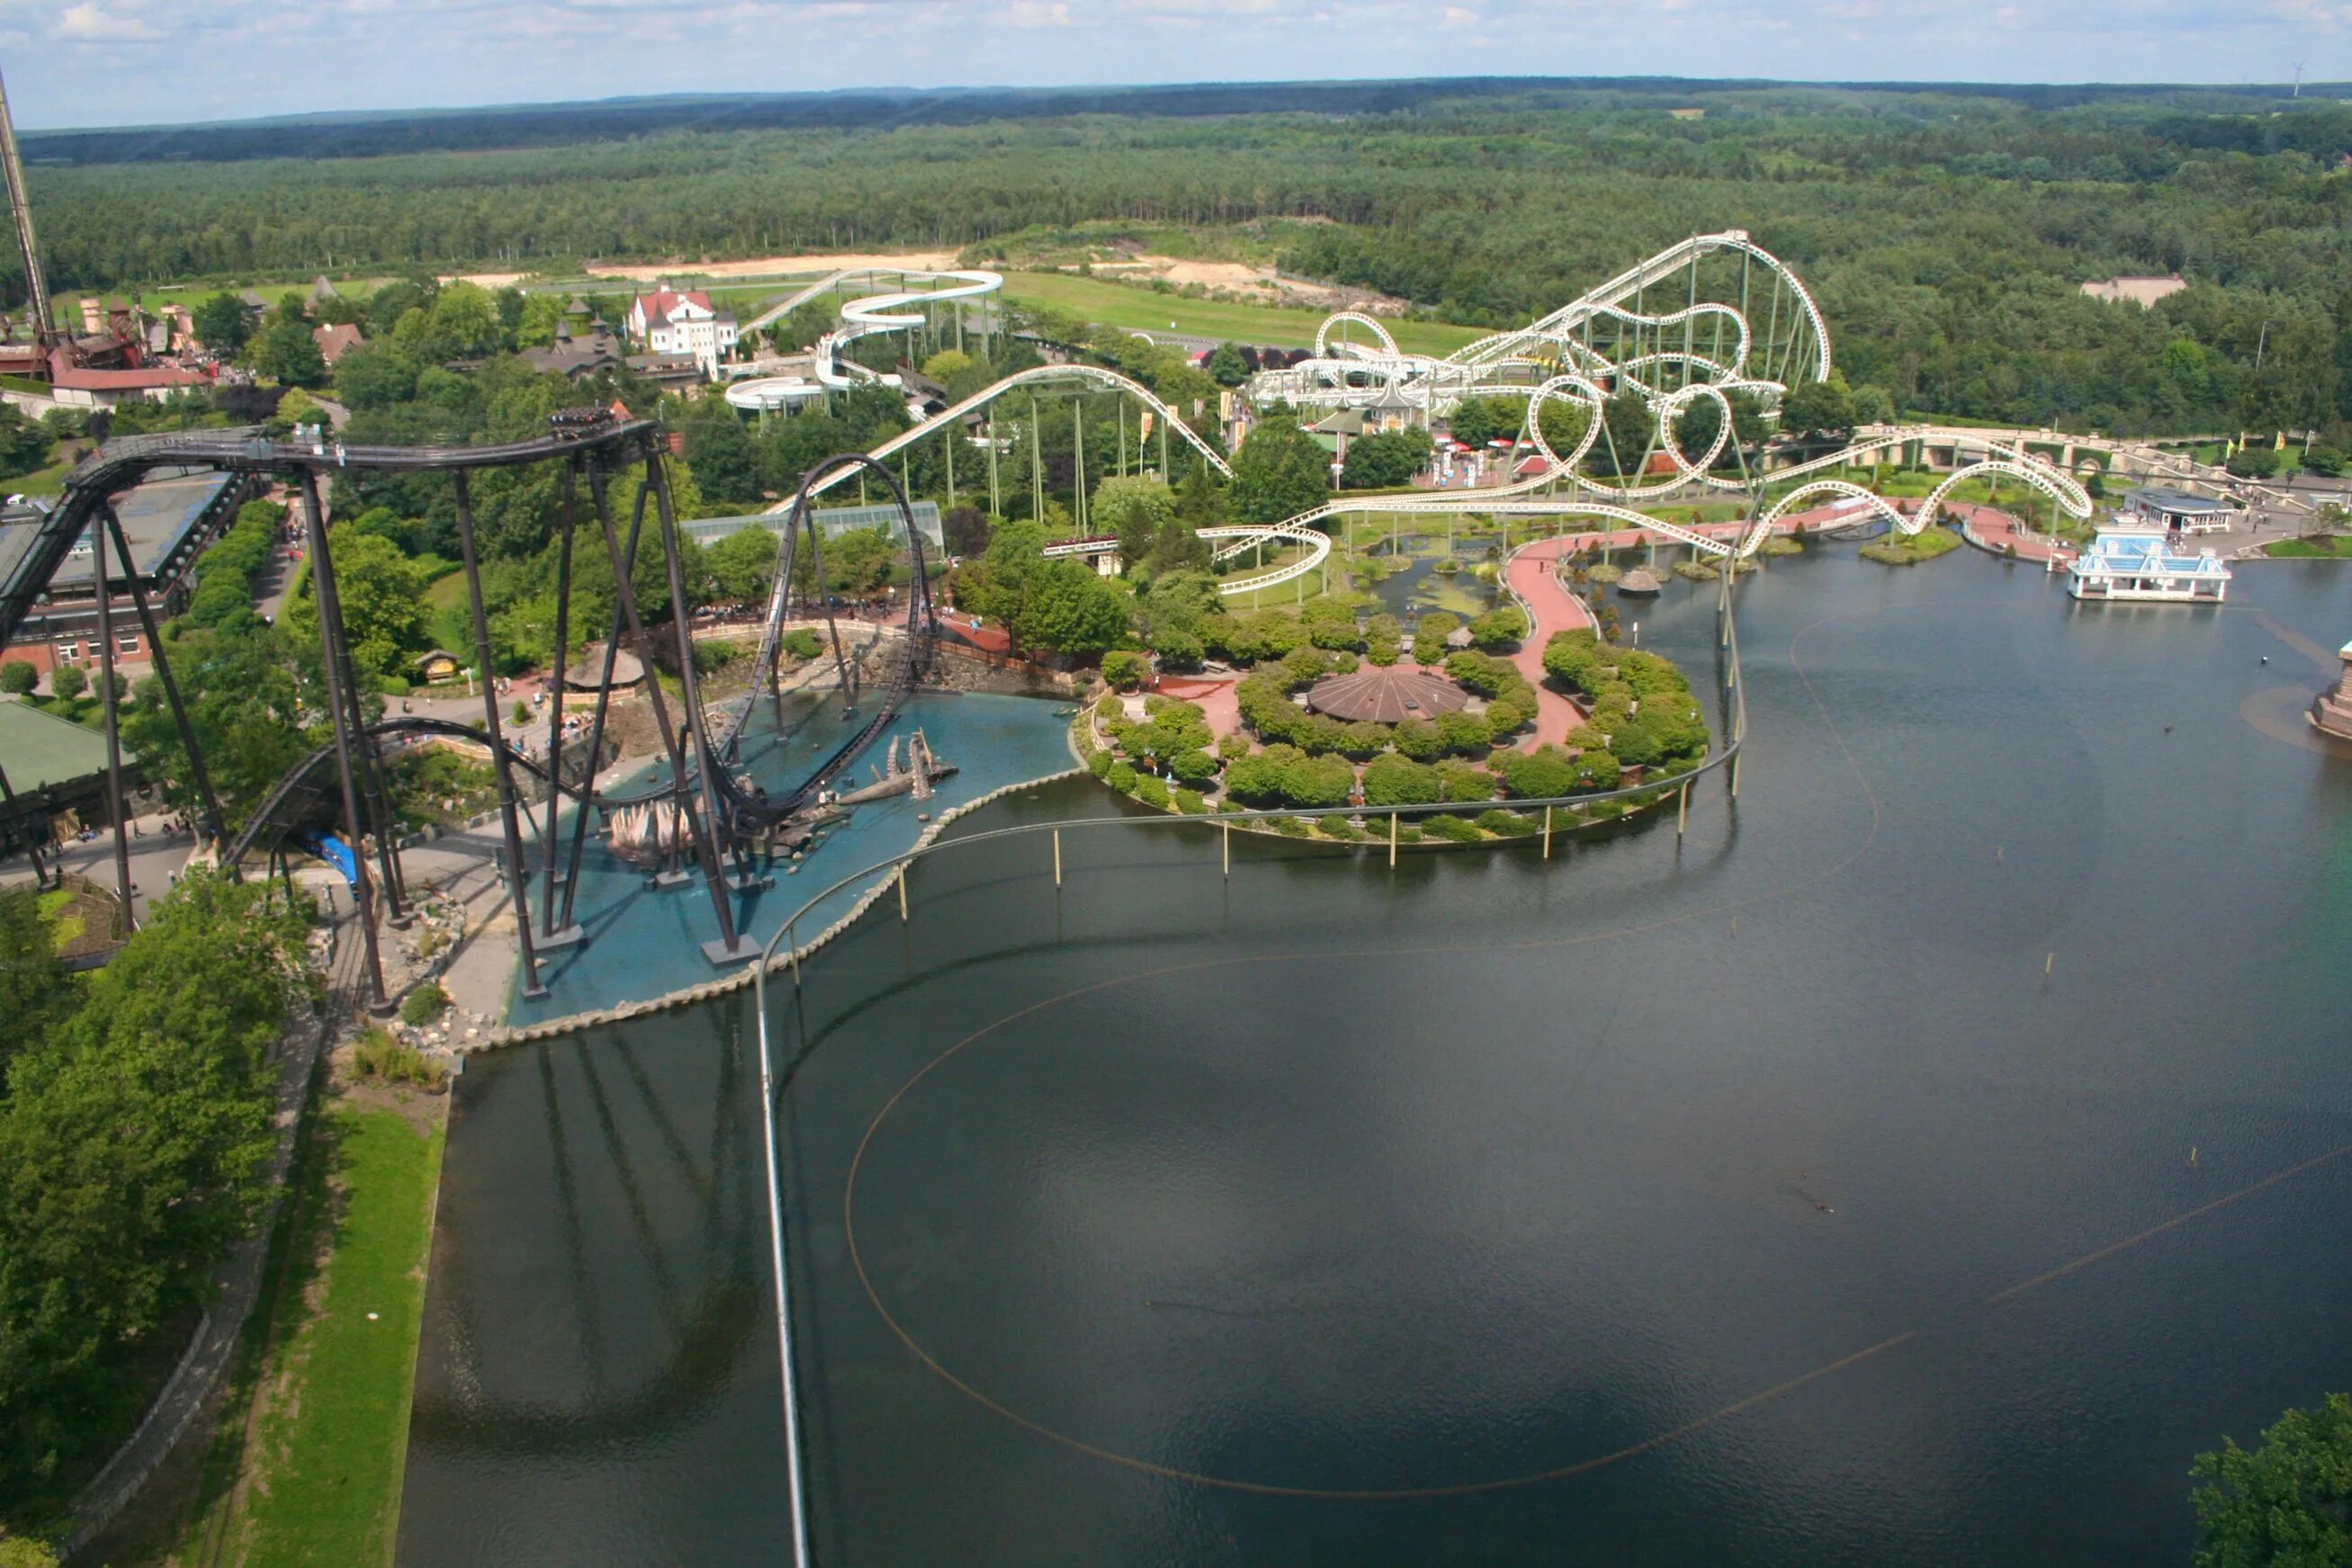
[0, 67, 54, 345]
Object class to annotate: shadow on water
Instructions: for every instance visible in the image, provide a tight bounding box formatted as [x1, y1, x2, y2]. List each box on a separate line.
[401, 549, 2352, 1568]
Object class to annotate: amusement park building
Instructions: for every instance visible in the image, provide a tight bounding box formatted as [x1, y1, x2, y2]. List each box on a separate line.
[626, 287, 740, 378]
[0, 471, 252, 676]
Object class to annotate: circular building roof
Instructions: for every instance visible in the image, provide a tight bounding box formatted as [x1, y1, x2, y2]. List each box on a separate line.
[1304, 666, 1469, 724]
[561, 643, 646, 690]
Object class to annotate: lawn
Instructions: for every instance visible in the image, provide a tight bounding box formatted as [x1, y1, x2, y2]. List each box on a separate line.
[5, 456, 70, 496]
[200, 1102, 444, 1568]
[423, 570, 473, 657]
[2262, 535, 2352, 558]
[999, 272, 1485, 356]
[1860, 527, 1963, 565]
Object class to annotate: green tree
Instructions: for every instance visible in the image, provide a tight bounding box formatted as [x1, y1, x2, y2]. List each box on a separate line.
[1362, 752, 1441, 806]
[0, 662, 33, 696]
[1781, 378, 1857, 445]
[1015, 560, 1130, 655]
[0, 873, 308, 1511]
[1229, 406, 1331, 525]
[0, 886, 69, 1089]
[1093, 476, 1177, 576]
[1590, 390, 1656, 478]
[283, 525, 431, 679]
[1206, 342, 1249, 388]
[1341, 429, 1433, 489]
[2190, 1393, 2352, 1567]
[47, 665, 85, 702]
[250, 305, 326, 387]
[0, 405, 53, 482]
[190, 291, 253, 354]
[705, 526, 778, 604]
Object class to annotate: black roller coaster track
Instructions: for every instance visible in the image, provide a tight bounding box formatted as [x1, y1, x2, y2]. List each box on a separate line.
[17, 418, 933, 1005]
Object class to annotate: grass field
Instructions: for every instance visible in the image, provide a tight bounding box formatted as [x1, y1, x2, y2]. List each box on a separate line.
[2262, 535, 2352, 558]
[999, 272, 1485, 356]
[187, 1100, 444, 1568]
[6, 456, 70, 497]
[1860, 527, 1963, 565]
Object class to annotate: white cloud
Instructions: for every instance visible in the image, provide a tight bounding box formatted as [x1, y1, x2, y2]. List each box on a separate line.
[50, 2, 162, 40]
[2, 0, 2344, 127]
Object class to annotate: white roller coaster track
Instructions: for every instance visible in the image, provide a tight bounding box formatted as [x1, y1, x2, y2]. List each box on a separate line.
[738, 265, 1006, 391]
[785, 234, 2087, 606]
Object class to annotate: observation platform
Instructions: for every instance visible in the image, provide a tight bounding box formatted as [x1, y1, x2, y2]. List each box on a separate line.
[501, 690, 1074, 1026]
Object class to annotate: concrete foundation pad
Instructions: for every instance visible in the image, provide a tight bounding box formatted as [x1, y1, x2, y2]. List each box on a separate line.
[699, 936, 763, 967]
[534, 923, 588, 950]
[651, 868, 695, 888]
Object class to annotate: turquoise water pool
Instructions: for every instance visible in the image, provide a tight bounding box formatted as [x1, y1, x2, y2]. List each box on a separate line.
[502, 689, 1076, 1024]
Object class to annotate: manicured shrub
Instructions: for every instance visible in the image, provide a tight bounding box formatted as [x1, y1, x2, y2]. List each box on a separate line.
[1102, 650, 1152, 691]
[1169, 748, 1221, 785]
[1468, 606, 1528, 650]
[1315, 816, 1367, 840]
[1412, 611, 1461, 665]
[1087, 748, 1113, 778]
[1270, 815, 1312, 838]
[1135, 775, 1171, 809]
[1095, 693, 1123, 719]
[1361, 752, 1441, 806]
[1394, 717, 1443, 760]
[0, 660, 35, 695]
[1435, 710, 1492, 757]
[1477, 809, 1540, 837]
[1494, 744, 1580, 799]
[1435, 759, 1495, 802]
[1420, 812, 1484, 842]
[1175, 788, 1210, 814]
[1106, 761, 1138, 793]
[780, 628, 825, 660]
[1217, 730, 1252, 759]
[1150, 627, 1204, 670]
[1567, 748, 1621, 790]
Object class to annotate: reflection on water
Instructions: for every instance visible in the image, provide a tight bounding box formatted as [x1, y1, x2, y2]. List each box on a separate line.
[402, 550, 2352, 1568]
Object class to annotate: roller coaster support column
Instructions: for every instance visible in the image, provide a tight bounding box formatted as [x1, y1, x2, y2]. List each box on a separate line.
[292, 476, 408, 923]
[100, 502, 227, 856]
[453, 470, 548, 1000]
[559, 472, 649, 929]
[651, 455, 759, 925]
[295, 473, 392, 1013]
[593, 460, 747, 966]
[86, 514, 136, 934]
[534, 461, 586, 950]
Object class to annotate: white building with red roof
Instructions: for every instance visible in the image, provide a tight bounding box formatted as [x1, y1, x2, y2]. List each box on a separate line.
[624, 284, 739, 378]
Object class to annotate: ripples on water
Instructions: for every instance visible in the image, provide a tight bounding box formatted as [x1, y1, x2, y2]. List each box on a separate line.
[399, 550, 2352, 1567]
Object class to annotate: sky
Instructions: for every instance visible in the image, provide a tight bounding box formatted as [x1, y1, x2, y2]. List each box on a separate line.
[0, 0, 2344, 130]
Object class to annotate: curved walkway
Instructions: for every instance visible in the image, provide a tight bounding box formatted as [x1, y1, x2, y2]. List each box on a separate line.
[1947, 501, 2070, 567]
[1503, 534, 1597, 748]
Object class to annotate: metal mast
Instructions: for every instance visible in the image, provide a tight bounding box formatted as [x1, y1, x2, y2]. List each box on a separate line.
[0, 67, 54, 344]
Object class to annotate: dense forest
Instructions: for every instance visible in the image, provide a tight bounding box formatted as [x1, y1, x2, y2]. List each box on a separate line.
[9, 83, 2352, 435]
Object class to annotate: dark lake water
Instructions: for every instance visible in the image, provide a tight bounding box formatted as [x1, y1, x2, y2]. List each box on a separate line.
[398, 546, 2352, 1568]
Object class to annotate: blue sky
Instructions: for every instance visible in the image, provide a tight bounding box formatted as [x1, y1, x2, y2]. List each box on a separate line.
[1, 0, 2343, 130]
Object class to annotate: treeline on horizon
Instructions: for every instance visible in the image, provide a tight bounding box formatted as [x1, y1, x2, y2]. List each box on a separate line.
[19, 76, 2340, 164]
[10, 84, 2352, 436]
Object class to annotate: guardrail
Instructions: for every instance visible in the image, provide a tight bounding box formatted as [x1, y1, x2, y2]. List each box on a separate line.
[745, 572, 1750, 1568]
